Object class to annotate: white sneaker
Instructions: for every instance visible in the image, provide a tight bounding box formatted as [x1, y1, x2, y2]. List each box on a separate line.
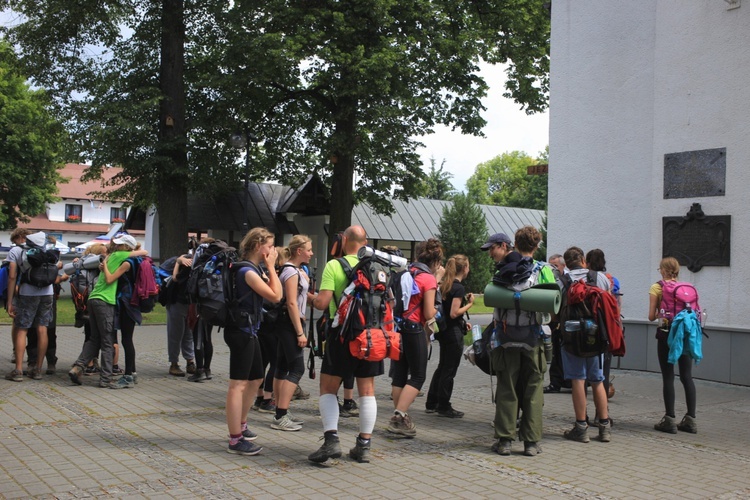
[271, 414, 302, 431]
[287, 411, 304, 425]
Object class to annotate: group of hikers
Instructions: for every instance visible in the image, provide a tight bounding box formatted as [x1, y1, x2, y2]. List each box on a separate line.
[3, 223, 703, 462]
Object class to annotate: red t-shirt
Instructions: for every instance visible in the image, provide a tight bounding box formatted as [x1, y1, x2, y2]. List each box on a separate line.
[403, 270, 437, 325]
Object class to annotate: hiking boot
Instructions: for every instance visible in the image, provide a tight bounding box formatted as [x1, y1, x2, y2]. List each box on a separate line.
[227, 439, 263, 456]
[188, 369, 207, 383]
[437, 407, 464, 418]
[492, 438, 512, 456]
[257, 400, 276, 414]
[340, 399, 359, 417]
[386, 413, 417, 438]
[543, 384, 561, 394]
[5, 369, 23, 382]
[564, 422, 590, 443]
[524, 441, 542, 456]
[186, 361, 196, 374]
[251, 397, 263, 411]
[68, 365, 83, 385]
[425, 406, 437, 414]
[112, 365, 124, 375]
[598, 420, 612, 442]
[308, 433, 342, 463]
[169, 363, 185, 377]
[293, 385, 310, 400]
[110, 375, 135, 389]
[204, 368, 212, 380]
[271, 414, 302, 432]
[28, 367, 43, 380]
[131, 373, 138, 385]
[349, 436, 371, 463]
[677, 415, 697, 434]
[46, 357, 58, 375]
[654, 415, 678, 434]
[241, 428, 258, 441]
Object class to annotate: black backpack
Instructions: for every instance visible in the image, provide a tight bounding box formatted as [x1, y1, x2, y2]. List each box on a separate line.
[471, 323, 496, 375]
[20, 241, 59, 288]
[559, 270, 605, 358]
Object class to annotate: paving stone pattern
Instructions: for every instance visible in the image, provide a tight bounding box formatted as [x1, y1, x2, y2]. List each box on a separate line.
[1, 326, 750, 499]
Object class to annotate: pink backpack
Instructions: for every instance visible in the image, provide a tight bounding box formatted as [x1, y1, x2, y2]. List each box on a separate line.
[658, 280, 701, 321]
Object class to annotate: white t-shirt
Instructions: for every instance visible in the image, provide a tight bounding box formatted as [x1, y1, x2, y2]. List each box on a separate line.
[279, 264, 310, 317]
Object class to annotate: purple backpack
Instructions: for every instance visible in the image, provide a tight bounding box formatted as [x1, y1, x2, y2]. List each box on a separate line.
[658, 280, 701, 321]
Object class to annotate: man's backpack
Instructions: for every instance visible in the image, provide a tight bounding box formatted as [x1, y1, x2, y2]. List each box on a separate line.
[658, 280, 701, 322]
[494, 259, 549, 350]
[20, 241, 59, 288]
[331, 252, 401, 362]
[560, 271, 625, 358]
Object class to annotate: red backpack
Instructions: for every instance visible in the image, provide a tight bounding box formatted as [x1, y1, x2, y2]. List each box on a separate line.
[658, 280, 701, 322]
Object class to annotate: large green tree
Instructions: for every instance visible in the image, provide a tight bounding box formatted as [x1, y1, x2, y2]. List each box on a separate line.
[2, 0, 550, 251]
[437, 193, 491, 293]
[0, 41, 64, 229]
[466, 149, 548, 210]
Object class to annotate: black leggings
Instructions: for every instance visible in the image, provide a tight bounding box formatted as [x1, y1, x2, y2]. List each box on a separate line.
[274, 314, 304, 385]
[426, 326, 463, 410]
[391, 327, 428, 390]
[118, 311, 137, 375]
[657, 337, 696, 417]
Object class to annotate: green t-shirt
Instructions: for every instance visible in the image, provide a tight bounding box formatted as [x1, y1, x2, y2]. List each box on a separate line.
[89, 251, 131, 305]
[320, 254, 359, 317]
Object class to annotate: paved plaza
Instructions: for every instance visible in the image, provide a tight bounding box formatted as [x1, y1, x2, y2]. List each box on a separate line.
[1, 324, 749, 499]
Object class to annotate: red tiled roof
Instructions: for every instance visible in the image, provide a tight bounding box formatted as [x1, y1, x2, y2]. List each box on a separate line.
[18, 214, 145, 236]
[58, 163, 126, 200]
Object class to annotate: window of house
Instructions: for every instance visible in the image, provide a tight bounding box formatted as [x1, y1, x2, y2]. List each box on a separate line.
[110, 207, 127, 224]
[65, 204, 83, 222]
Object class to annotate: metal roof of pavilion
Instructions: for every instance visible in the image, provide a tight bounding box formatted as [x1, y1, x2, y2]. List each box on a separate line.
[352, 198, 545, 242]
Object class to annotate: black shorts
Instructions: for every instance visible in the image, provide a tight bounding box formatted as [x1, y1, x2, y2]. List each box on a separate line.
[321, 327, 384, 379]
[223, 327, 264, 381]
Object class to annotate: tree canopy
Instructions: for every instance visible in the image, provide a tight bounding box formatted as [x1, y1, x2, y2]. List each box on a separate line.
[466, 149, 548, 210]
[0, 41, 64, 229]
[437, 193, 491, 293]
[1, 0, 550, 249]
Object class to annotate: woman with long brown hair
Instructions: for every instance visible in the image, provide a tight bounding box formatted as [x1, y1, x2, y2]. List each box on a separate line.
[425, 254, 474, 418]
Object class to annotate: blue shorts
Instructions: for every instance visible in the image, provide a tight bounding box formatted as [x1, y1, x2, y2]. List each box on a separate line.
[561, 349, 605, 383]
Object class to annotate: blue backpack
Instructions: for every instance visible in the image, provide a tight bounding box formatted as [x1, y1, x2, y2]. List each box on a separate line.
[0, 261, 9, 304]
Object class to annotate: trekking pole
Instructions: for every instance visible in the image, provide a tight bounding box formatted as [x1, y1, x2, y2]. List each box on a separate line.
[307, 259, 317, 379]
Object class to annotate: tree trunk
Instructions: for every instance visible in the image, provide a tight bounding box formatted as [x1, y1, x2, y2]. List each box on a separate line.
[328, 101, 357, 239]
[156, 0, 188, 260]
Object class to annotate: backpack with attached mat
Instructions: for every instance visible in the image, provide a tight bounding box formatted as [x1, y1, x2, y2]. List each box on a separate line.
[494, 257, 549, 350]
[332, 247, 402, 362]
[20, 233, 60, 288]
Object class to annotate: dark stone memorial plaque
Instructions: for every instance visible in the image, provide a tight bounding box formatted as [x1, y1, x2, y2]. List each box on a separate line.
[664, 148, 726, 199]
[663, 203, 730, 272]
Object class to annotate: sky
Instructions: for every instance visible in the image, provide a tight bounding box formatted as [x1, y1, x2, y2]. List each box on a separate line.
[416, 63, 549, 193]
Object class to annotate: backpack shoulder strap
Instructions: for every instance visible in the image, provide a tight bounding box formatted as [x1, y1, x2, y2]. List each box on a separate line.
[336, 257, 353, 280]
[586, 269, 598, 286]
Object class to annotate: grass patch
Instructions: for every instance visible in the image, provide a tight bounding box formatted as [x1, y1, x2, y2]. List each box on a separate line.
[0, 298, 167, 326]
[469, 294, 493, 314]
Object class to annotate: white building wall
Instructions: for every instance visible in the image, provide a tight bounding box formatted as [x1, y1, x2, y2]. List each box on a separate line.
[549, 1, 750, 384]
